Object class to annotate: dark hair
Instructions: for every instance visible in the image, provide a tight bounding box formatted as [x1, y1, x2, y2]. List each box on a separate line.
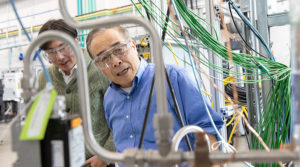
[38, 19, 77, 50]
[86, 26, 130, 58]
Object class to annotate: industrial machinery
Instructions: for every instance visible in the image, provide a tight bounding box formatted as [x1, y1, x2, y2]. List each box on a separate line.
[12, 90, 85, 167]
[136, 34, 151, 61]
[0, 70, 22, 122]
[0, 78, 5, 121]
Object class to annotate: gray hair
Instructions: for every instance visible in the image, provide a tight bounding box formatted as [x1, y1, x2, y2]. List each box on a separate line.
[86, 26, 130, 58]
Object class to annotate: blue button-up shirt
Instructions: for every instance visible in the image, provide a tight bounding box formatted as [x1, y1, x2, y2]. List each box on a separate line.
[104, 59, 224, 152]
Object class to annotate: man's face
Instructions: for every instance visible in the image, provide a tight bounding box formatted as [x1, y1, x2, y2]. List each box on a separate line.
[45, 40, 76, 75]
[90, 29, 140, 88]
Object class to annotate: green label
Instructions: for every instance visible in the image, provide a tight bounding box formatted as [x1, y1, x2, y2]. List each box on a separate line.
[20, 89, 57, 140]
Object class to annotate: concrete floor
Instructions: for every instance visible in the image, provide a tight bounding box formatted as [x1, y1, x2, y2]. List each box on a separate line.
[0, 122, 17, 167]
[226, 136, 250, 167]
[0, 120, 251, 167]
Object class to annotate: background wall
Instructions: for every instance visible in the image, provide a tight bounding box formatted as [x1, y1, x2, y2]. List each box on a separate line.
[0, 0, 291, 102]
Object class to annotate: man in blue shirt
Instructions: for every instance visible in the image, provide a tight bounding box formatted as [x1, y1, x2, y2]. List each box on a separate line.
[86, 26, 224, 153]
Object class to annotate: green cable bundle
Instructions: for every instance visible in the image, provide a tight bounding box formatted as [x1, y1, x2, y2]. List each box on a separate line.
[131, 0, 291, 166]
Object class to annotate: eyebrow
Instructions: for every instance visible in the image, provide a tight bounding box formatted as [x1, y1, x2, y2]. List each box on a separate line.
[96, 41, 121, 57]
[47, 43, 65, 50]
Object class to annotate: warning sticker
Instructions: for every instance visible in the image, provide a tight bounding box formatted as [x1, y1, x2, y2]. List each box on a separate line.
[68, 125, 85, 167]
[51, 140, 65, 167]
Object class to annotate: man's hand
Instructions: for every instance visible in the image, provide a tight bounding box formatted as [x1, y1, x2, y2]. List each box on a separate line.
[82, 156, 106, 167]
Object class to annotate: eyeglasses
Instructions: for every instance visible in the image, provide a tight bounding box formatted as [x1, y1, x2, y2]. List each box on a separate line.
[44, 43, 71, 61]
[93, 42, 130, 69]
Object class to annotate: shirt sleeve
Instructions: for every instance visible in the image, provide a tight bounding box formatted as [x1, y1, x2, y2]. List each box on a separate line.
[104, 89, 112, 130]
[170, 66, 224, 135]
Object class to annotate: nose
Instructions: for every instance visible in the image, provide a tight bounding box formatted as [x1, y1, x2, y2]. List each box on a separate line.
[55, 51, 65, 61]
[111, 54, 122, 68]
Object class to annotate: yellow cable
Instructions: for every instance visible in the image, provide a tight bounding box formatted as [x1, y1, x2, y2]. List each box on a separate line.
[241, 106, 248, 118]
[201, 90, 212, 98]
[227, 107, 246, 144]
[226, 112, 237, 127]
[201, 90, 213, 107]
[168, 42, 179, 65]
[140, 35, 148, 47]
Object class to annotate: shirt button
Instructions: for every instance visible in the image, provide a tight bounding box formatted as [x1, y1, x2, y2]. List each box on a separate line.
[130, 135, 133, 139]
[126, 115, 129, 119]
[126, 96, 130, 99]
[66, 89, 71, 94]
[66, 108, 71, 113]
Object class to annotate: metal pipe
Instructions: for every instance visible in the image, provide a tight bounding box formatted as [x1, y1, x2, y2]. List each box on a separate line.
[128, 150, 299, 164]
[22, 31, 124, 162]
[290, 1, 300, 166]
[171, 126, 210, 152]
[250, 0, 261, 122]
[208, 150, 299, 164]
[59, 0, 173, 157]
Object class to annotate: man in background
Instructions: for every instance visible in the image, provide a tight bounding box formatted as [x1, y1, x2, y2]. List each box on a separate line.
[37, 19, 115, 167]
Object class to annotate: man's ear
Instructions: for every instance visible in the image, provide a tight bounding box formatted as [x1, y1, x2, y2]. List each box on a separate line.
[130, 41, 136, 48]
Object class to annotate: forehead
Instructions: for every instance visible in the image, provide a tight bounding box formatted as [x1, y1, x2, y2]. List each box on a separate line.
[46, 40, 64, 50]
[90, 29, 125, 56]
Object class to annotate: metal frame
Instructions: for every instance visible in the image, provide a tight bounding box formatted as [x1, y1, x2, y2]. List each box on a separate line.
[204, 0, 227, 144]
[268, 12, 289, 27]
[290, 1, 300, 166]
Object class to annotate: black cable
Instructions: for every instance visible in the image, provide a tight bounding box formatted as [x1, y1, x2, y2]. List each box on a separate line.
[165, 69, 193, 151]
[138, 75, 155, 149]
[225, 84, 247, 104]
[190, 0, 193, 10]
[228, 3, 268, 59]
[138, 0, 151, 21]
[138, 70, 193, 151]
[161, 5, 171, 41]
[145, 9, 151, 21]
[229, 1, 275, 61]
[241, 117, 251, 149]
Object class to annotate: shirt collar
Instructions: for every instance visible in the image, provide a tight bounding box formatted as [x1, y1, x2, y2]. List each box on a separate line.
[110, 58, 148, 92]
[134, 58, 148, 86]
[58, 64, 78, 77]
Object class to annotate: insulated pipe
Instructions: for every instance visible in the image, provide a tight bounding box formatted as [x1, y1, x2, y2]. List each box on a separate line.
[22, 31, 124, 162]
[290, 1, 300, 166]
[59, 0, 173, 157]
[171, 126, 210, 152]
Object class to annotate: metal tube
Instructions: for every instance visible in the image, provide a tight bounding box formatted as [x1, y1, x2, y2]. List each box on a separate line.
[256, 0, 273, 116]
[290, 1, 300, 166]
[171, 126, 210, 152]
[22, 31, 124, 162]
[139, 150, 299, 164]
[208, 150, 299, 164]
[250, 0, 261, 122]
